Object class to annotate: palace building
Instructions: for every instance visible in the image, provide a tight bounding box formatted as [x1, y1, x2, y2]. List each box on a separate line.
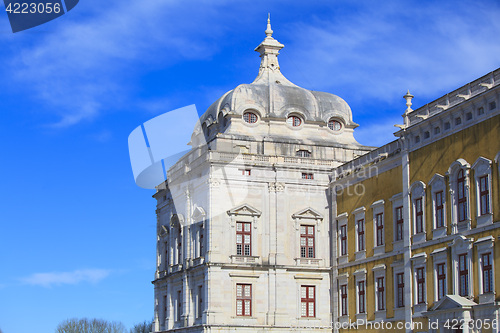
[149, 20, 500, 333]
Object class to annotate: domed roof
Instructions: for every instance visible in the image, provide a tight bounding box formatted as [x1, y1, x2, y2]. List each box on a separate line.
[201, 17, 357, 129]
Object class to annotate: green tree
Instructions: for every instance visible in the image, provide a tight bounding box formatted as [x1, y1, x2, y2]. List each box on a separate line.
[56, 318, 126, 333]
[129, 320, 152, 333]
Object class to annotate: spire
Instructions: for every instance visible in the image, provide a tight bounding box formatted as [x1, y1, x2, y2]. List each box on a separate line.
[254, 15, 285, 77]
[265, 13, 273, 37]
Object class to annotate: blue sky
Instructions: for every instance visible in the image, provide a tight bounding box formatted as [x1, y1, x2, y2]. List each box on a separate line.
[1, 1, 500, 332]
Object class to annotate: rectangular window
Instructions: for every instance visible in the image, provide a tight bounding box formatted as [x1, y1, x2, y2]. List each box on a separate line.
[302, 173, 314, 180]
[479, 176, 490, 215]
[236, 222, 251, 256]
[340, 284, 348, 316]
[177, 241, 182, 265]
[437, 263, 446, 301]
[459, 253, 469, 296]
[199, 232, 204, 257]
[197, 285, 203, 318]
[177, 290, 182, 322]
[376, 277, 385, 311]
[417, 267, 425, 304]
[396, 273, 404, 308]
[435, 191, 444, 228]
[242, 169, 251, 176]
[163, 295, 168, 325]
[301, 285, 316, 317]
[482, 253, 493, 294]
[164, 241, 169, 267]
[340, 225, 347, 256]
[457, 170, 467, 222]
[376, 213, 384, 246]
[358, 281, 365, 313]
[357, 219, 365, 251]
[415, 198, 423, 233]
[300, 225, 315, 258]
[396, 206, 404, 241]
[236, 284, 252, 316]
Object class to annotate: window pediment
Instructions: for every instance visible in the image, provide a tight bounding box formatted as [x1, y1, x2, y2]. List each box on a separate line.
[227, 204, 262, 217]
[429, 173, 445, 190]
[430, 295, 477, 311]
[292, 207, 323, 220]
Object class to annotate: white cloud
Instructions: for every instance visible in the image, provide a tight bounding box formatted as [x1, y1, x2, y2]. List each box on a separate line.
[7, 0, 232, 127]
[21, 268, 111, 287]
[282, 1, 500, 107]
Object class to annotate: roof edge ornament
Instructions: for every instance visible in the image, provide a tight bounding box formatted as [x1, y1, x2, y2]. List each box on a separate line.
[265, 13, 273, 37]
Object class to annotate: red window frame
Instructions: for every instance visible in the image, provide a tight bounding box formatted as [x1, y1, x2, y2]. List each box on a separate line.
[241, 169, 251, 176]
[300, 225, 315, 258]
[302, 173, 314, 180]
[328, 119, 342, 131]
[376, 276, 385, 311]
[358, 281, 365, 313]
[435, 191, 444, 228]
[482, 253, 493, 293]
[376, 213, 384, 246]
[236, 284, 252, 316]
[417, 267, 425, 304]
[288, 115, 302, 127]
[396, 273, 404, 308]
[243, 112, 257, 124]
[415, 198, 423, 233]
[479, 176, 490, 215]
[357, 219, 365, 251]
[340, 284, 348, 316]
[396, 206, 403, 241]
[459, 253, 469, 296]
[301, 285, 316, 317]
[340, 225, 347, 256]
[457, 170, 467, 222]
[437, 263, 446, 300]
[236, 222, 251, 256]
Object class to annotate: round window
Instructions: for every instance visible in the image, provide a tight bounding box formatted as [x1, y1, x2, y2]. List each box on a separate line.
[243, 112, 258, 124]
[328, 119, 342, 131]
[287, 115, 302, 127]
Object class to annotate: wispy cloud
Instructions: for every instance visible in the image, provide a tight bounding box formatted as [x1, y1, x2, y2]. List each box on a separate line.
[283, 1, 500, 108]
[6, 0, 232, 127]
[21, 268, 111, 287]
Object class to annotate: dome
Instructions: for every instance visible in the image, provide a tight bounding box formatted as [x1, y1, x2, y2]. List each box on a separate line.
[200, 17, 357, 129]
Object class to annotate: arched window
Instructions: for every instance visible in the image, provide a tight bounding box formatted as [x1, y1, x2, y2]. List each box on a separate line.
[328, 119, 342, 131]
[457, 170, 467, 222]
[287, 115, 302, 127]
[243, 111, 258, 124]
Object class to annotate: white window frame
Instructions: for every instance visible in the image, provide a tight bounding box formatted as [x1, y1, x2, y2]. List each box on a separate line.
[337, 212, 348, 265]
[391, 261, 405, 320]
[337, 273, 349, 322]
[390, 193, 404, 251]
[475, 236, 495, 304]
[411, 252, 427, 315]
[447, 159, 471, 233]
[430, 247, 447, 302]
[371, 200, 385, 256]
[227, 204, 262, 263]
[353, 207, 366, 260]
[410, 181, 427, 244]
[353, 268, 367, 321]
[373, 264, 386, 320]
[429, 173, 447, 239]
[472, 157, 493, 226]
[450, 235, 474, 298]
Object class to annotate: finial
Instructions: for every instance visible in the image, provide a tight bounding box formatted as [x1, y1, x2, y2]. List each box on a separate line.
[403, 89, 414, 113]
[265, 13, 273, 37]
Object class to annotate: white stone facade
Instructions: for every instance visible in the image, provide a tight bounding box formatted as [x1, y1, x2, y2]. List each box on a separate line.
[152, 19, 370, 333]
